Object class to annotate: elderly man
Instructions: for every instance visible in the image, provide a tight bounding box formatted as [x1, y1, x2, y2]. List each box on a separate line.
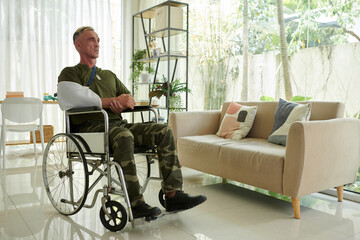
[57, 26, 206, 219]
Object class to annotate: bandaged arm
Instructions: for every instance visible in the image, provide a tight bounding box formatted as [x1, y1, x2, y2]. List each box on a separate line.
[57, 81, 102, 111]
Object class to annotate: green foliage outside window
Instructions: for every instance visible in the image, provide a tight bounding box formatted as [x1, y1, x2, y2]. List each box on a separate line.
[260, 95, 312, 101]
[186, 0, 360, 194]
[188, 0, 359, 110]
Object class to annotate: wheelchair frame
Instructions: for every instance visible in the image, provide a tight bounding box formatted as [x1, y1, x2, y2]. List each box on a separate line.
[42, 106, 164, 232]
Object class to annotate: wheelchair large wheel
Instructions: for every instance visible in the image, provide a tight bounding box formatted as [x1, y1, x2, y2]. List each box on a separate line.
[99, 200, 127, 232]
[135, 155, 151, 191]
[43, 133, 89, 215]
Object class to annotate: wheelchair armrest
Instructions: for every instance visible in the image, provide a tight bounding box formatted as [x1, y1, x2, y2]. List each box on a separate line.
[122, 105, 152, 112]
[122, 105, 158, 123]
[68, 105, 154, 114]
[66, 106, 102, 114]
[65, 105, 158, 135]
[64, 105, 158, 156]
[65, 107, 109, 134]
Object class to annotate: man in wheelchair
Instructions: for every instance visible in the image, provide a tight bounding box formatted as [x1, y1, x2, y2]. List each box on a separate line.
[56, 26, 206, 220]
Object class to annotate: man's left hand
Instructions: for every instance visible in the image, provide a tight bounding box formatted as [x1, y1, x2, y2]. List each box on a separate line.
[109, 94, 136, 113]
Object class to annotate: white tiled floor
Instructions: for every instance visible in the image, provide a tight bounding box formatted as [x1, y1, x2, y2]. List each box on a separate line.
[1, 145, 360, 240]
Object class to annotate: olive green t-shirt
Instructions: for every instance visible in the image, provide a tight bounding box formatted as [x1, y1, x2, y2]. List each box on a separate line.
[58, 64, 130, 124]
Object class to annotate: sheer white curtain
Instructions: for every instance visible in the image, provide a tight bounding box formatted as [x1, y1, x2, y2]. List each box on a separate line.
[121, 0, 139, 88]
[0, 0, 113, 139]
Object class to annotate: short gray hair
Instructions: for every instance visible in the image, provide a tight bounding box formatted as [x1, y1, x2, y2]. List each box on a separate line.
[73, 26, 94, 45]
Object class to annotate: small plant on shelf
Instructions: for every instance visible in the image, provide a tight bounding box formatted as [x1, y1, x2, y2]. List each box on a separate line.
[130, 49, 154, 83]
[149, 75, 191, 111]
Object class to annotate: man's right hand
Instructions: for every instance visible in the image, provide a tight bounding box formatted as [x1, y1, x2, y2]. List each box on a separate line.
[108, 99, 124, 114]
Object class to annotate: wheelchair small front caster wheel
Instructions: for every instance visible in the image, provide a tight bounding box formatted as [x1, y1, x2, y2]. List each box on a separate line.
[158, 189, 165, 207]
[99, 201, 127, 232]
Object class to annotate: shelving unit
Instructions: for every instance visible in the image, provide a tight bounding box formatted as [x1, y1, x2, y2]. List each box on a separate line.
[131, 0, 189, 121]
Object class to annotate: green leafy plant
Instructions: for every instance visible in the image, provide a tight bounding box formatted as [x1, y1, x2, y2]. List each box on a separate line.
[149, 75, 191, 111]
[149, 75, 191, 99]
[129, 49, 154, 83]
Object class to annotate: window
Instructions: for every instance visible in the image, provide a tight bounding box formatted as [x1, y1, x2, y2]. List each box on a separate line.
[183, 0, 360, 196]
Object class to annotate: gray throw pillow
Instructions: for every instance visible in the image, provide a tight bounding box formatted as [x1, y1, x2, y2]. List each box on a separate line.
[268, 98, 311, 146]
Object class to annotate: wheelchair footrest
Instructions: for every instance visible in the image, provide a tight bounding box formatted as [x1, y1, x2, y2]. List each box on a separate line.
[130, 214, 163, 226]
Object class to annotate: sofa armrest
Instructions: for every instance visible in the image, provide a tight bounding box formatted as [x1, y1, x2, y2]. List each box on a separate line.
[283, 118, 360, 197]
[169, 110, 221, 143]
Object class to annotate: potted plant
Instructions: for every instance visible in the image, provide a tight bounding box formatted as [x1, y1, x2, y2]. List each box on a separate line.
[149, 75, 191, 111]
[130, 49, 155, 83]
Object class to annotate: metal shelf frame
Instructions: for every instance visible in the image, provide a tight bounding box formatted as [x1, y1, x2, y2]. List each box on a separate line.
[131, 0, 189, 121]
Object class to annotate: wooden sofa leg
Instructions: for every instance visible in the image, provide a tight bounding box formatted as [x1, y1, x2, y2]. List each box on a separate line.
[222, 178, 227, 184]
[336, 186, 344, 202]
[291, 197, 300, 219]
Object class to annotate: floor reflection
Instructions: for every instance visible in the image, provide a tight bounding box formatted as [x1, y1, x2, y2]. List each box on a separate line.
[1, 145, 360, 240]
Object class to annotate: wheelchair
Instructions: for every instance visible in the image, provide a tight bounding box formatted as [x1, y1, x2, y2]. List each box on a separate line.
[42, 106, 166, 232]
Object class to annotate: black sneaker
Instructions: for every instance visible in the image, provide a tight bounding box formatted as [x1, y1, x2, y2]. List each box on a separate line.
[132, 203, 162, 219]
[165, 191, 207, 212]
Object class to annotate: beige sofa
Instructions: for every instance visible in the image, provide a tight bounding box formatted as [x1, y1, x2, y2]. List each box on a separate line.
[169, 101, 360, 218]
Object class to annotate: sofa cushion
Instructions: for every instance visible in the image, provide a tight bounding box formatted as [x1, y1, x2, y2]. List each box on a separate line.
[217, 102, 258, 140]
[220, 138, 286, 193]
[177, 135, 232, 176]
[177, 135, 286, 193]
[268, 99, 311, 146]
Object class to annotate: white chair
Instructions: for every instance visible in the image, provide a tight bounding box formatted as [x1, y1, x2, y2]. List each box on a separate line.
[0, 97, 45, 169]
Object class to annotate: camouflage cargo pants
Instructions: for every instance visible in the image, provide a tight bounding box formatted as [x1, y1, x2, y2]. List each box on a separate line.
[78, 120, 183, 207]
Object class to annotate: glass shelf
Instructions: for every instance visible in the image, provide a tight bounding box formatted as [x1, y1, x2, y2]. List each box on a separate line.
[136, 54, 186, 63]
[133, 82, 165, 86]
[133, 82, 153, 85]
[134, 1, 187, 19]
[146, 28, 187, 38]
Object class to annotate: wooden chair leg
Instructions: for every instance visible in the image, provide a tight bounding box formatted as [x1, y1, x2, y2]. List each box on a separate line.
[336, 186, 344, 202]
[291, 197, 300, 219]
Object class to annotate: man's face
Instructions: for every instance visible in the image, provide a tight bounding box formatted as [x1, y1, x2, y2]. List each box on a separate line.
[75, 30, 100, 59]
